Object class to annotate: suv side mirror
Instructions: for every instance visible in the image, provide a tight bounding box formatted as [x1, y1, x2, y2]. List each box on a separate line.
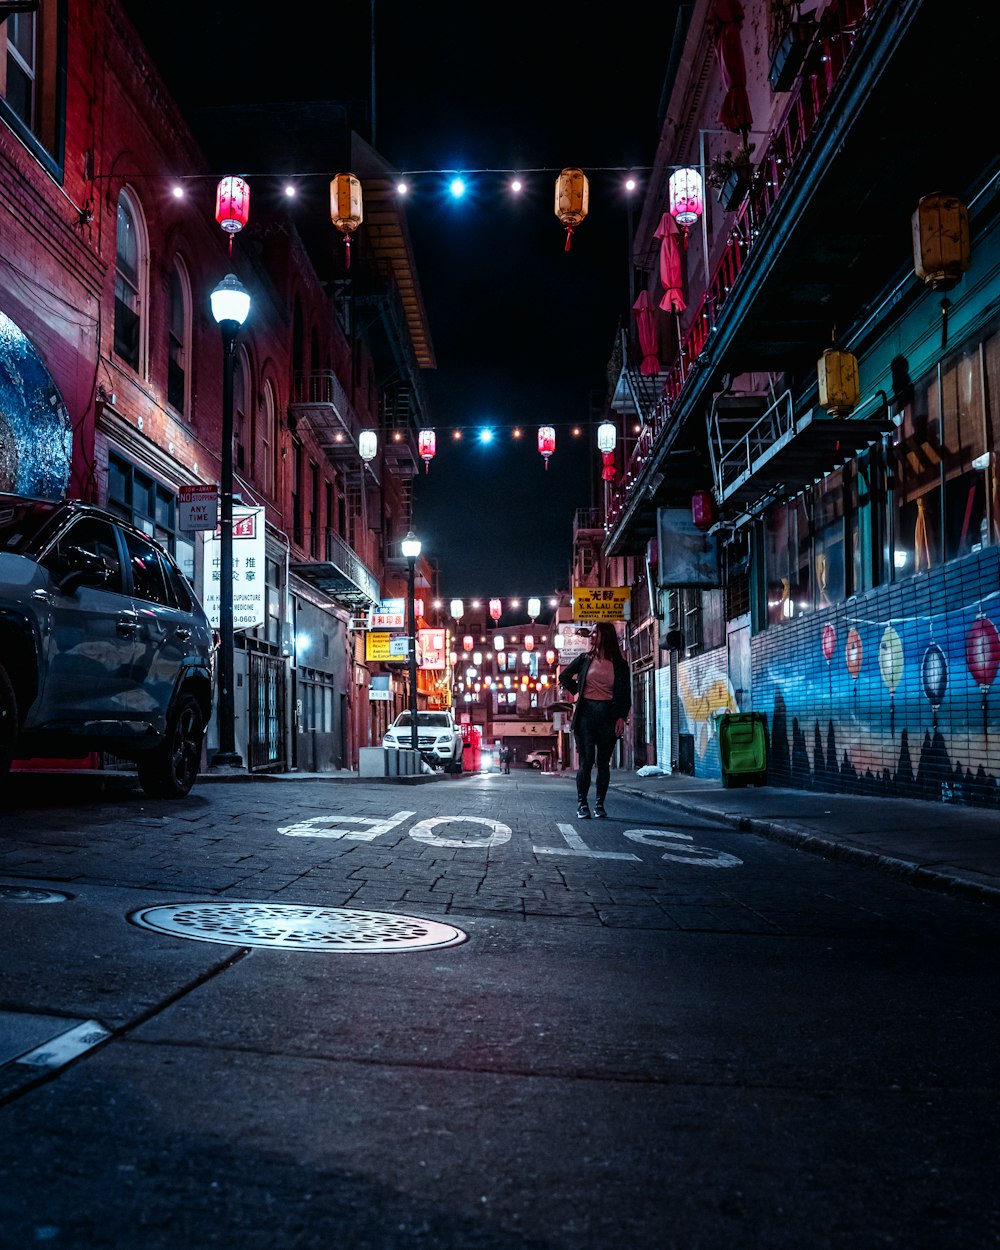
[57, 545, 114, 595]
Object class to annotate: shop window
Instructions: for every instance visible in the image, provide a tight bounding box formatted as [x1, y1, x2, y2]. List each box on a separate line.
[167, 258, 191, 415]
[0, 0, 66, 174]
[813, 472, 845, 608]
[114, 190, 146, 373]
[106, 452, 191, 579]
[894, 336, 990, 577]
[763, 494, 811, 624]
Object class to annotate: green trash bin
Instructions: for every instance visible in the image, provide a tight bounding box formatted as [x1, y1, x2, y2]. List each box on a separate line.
[718, 712, 768, 788]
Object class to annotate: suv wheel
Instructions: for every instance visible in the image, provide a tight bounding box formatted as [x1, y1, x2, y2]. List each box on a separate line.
[0, 662, 17, 781]
[137, 693, 204, 799]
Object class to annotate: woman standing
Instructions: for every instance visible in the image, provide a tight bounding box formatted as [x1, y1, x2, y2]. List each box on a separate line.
[558, 622, 631, 819]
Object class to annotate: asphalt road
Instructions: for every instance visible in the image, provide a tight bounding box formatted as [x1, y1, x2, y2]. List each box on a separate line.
[1, 770, 998, 1249]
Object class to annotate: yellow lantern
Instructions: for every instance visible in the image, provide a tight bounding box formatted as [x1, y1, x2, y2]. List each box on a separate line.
[912, 193, 970, 292]
[817, 349, 859, 416]
[330, 173, 363, 268]
[554, 167, 589, 251]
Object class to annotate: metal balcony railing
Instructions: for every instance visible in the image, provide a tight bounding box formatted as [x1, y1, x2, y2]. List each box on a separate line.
[324, 529, 380, 604]
[606, 0, 880, 526]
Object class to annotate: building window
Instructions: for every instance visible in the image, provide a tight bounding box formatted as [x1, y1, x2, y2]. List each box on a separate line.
[260, 379, 277, 497]
[167, 258, 190, 415]
[106, 452, 193, 583]
[309, 462, 319, 557]
[763, 494, 811, 625]
[291, 440, 303, 547]
[0, 0, 65, 172]
[114, 190, 145, 372]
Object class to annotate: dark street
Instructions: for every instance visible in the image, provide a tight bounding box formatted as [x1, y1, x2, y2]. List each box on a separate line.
[1, 771, 998, 1249]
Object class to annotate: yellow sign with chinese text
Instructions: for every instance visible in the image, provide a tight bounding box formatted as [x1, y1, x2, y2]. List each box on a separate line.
[573, 586, 630, 621]
[365, 631, 392, 662]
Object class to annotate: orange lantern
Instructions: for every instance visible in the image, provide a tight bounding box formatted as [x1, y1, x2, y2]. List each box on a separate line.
[524, 634, 534, 651]
[545, 649, 556, 664]
[418, 429, 436, 473]
[463, 635, 474, 652]
[554, 168, 589, 252]
[538, 425, 556, 470]
[330, 173, 363, 268]
[215, 176, 250, 255]
[489, 599, 502, 622]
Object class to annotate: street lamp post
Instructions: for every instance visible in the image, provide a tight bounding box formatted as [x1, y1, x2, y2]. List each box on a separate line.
[209, 273, 251, 768]
[401, 530, 421, 752]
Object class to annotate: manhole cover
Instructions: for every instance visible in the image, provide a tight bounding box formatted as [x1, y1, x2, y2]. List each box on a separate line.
[0, 885, 70, 903]
[131, 902, 467, 953]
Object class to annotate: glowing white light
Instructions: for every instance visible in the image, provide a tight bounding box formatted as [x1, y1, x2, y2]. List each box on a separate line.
[396, 181, 409, 195]
[480, 428, 494, 444]
[295, 632, 312, 656]
[284, 184, 296, 197]
[450, 177, 466, 198]
[171, 185, 185, 199]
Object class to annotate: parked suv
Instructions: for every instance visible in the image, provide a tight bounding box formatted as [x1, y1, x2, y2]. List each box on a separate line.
[0, 495, 214, 798]
[383, 711, 464, 772]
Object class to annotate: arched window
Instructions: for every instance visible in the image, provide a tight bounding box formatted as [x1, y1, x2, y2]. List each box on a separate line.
[234, 344, 251, 475]
[114, 189, 147, 373]
[167, 256, 191, 415]
[260, 378, 277, 497]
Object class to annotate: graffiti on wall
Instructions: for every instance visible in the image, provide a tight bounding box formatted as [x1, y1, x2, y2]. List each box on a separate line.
[0, 310, 73, 499]
[755, 548, 1000, 807]
[677, 652, 738, 774]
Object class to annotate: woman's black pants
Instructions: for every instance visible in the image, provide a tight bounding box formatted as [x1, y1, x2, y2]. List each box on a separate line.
[573, 698, 617, 804]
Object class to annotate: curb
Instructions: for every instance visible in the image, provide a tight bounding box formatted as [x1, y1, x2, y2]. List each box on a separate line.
[612, 783, 1000, 910]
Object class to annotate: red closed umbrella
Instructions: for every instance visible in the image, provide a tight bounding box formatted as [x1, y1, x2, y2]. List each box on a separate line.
[653, 213, 686, 314]
[709, 0, 753, 137]
[631, 290, 661, 375]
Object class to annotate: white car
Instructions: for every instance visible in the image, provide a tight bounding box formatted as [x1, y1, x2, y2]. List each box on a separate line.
[525, 748, 552, 770]
[383, 711, 464, 772]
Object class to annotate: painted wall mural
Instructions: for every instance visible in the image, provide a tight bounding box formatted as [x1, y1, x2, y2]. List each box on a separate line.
[753, 546, 1000, 807]
[677, 650, 738, 776]
[0, 309, 73, 499]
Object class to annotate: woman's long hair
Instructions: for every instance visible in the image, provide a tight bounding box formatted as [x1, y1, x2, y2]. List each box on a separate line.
[589, 622, 625, 664]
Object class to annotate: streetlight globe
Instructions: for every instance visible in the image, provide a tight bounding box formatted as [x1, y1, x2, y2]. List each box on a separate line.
[210, 273, 251, 327]
[401, 531, 421, 560]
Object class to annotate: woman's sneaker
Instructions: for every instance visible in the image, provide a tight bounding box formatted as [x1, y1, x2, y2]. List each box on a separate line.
[577, 801, 592, 819]
[594, 801, 607, 819]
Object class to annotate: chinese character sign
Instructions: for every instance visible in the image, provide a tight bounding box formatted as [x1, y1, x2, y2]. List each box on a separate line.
[572, 587, 630, 621]
[418, 628, 445, 669]
[201, 507, 266, 630]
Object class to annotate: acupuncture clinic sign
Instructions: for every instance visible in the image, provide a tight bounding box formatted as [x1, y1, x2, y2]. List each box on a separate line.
[201, 507, 265, 630]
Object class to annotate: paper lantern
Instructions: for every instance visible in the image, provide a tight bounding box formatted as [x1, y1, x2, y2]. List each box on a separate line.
[912, 194, 970, 292]
[538, 425, 556, 470]
[358, 429, 377, 462]
[527, 597, 541, 620]
[418, 428, 436, 473]
[602, 450, 616, 482]
[818, 349, 859, 416]
[463, 635, 473, 652]
[489, 598, 502, 622]
[493, 634, 505, 651]
[668, 167, 704, 228]
[524, 634, 534, 651]
[692, 489, 715, 531]
[597, 420, 617, 453]
[330, 173, 363, 269]
[545, 649, 556, 664]
[215, 177, 250, 255]
[554, 167, 589, 252]
[450, 599, 464, 621]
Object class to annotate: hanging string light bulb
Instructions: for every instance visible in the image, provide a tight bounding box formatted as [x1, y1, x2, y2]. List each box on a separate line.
[215, 177, 250, 256]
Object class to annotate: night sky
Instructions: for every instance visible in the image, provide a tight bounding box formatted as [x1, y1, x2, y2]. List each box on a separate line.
[123, 3, 680, 597]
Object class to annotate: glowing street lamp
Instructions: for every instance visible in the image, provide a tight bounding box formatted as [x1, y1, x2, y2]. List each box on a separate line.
[401, 531, 421, 751]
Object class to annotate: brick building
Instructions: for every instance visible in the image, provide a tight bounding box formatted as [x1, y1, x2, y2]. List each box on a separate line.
[0, 0, 438, 773]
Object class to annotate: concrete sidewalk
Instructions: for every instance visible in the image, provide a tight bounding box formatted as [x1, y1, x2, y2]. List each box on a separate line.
[608, 769, 1000, 908]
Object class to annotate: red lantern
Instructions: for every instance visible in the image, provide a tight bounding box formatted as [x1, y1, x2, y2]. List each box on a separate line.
[601, 450, 616, 482]
[215, 176, 250, 256]
[489, 598, 502, 622]
[463, 635, 474, 652]
[967, 615, 1000, 737]
[538, 425, 555, 470]
[418, 429, 436, 473]
[668, 167, 703, 250]
[691, 489, 715, 530]
[524, 634, 534, 651]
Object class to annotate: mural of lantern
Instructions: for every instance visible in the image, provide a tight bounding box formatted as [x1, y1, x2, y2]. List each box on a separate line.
[418, 428, 436, 473]
[330, 173, 363, 268]
[554, 167, 589, 251]
[966, 615, 1000, 737]
[846, 627, 863, 717]
[818, 349, 860, 416]
[912, 194, 970, 292]
[921, 639, 948, 728]
[878, 625, 904, 736]
[489, 598, 502, 622]
[215, 176, 250, 255]
[822, 623, 837, 703]
[668, 167, 704, 248]
[538, 425, 556, 470]
[463, 634, 473, 652]
[358, 429, 377, 462]
[597, 420, 617, 453]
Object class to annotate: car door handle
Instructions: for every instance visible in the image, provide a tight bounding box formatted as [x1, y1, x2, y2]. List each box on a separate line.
[117, 612, 139, 636]
[174, 627, 192, 640]
[31, 589, 53, 604]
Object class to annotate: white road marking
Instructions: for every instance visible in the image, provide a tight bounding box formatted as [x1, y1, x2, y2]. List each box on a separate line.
[408, 816, 512, 848]
[533, 823, 642, 860]
[622, 828, 742, 868]
[277, 810, 416, 840]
